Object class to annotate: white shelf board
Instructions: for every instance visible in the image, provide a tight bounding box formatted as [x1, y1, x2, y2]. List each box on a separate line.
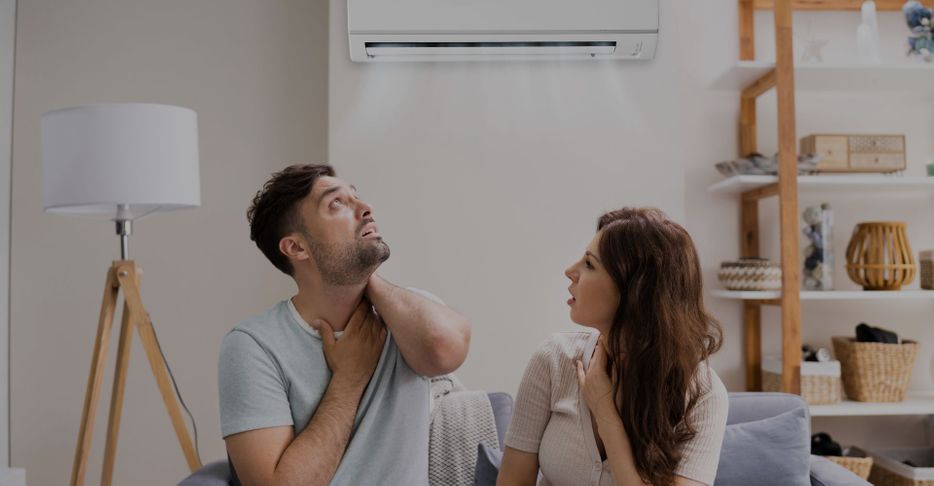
[707, 175, 934, 196]
[711, 61, 934, 92]
[811, 392, 934, 417]
[710, 289, 934, 300]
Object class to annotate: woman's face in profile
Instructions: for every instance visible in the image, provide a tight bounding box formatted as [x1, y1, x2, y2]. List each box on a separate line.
[565, 231, 621, 334]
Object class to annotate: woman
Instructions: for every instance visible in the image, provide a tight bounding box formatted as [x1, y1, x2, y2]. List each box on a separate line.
[497, 208, 728, 486]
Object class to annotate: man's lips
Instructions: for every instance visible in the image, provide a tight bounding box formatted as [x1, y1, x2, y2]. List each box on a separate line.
[360, 222, 379, 238]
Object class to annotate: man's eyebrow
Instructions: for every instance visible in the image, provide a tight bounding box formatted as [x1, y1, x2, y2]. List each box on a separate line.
[316, 185, 343, 206]
[585, 251, 602, 263]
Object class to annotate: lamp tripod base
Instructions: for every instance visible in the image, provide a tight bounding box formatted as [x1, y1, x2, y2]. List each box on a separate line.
[70, 260, 200, 486]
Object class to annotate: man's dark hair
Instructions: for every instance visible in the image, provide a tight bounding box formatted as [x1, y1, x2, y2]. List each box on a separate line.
[247, 164, 335, 276]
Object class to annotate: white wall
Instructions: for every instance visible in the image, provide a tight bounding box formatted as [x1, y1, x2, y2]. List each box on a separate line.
[329, 0, 694, 396]
[10, 1, 328, 484]
[332, 0, 934, 450]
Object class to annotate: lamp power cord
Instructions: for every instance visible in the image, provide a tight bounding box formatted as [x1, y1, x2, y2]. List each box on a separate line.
[147, 313, 202, 466]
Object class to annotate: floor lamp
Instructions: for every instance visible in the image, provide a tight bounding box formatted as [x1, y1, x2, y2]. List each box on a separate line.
[41, 103, 203, 486]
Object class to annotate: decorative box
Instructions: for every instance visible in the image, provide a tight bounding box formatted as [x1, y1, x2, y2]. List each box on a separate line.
[800, 134, 906, 173]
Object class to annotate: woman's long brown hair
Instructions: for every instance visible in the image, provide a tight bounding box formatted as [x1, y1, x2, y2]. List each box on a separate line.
[596, 207, 722, 485]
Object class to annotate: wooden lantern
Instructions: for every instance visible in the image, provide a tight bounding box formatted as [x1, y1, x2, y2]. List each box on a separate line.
[845, 222, 916, 291]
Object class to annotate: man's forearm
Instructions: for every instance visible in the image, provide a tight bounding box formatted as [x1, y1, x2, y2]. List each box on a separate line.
[366, 276, 470, 376]
[273, 377, 364, 486]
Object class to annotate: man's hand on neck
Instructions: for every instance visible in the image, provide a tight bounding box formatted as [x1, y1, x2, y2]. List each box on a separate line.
[292, 278, 372, 333]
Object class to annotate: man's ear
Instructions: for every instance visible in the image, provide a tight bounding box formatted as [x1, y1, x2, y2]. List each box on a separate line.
[279, 234, 311, 264]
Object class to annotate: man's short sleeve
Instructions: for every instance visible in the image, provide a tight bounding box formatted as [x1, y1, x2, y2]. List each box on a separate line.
[218, 330, 294, 438]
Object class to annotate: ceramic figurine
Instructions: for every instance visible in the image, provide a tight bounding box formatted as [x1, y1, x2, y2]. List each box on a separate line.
[904, 0, 934, 60]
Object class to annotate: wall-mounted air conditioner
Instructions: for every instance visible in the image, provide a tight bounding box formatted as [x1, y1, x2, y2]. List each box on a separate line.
[348, 0, 658, 62]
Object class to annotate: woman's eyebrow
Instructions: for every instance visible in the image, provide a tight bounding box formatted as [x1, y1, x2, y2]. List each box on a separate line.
[585, 251, 602, 263]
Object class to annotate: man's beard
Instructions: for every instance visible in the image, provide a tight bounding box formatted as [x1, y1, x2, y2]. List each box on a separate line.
[308, 236, 390, 286]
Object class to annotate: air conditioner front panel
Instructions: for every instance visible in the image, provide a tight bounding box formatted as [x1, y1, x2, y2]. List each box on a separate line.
[349, 33, 657, 62]
[348, 0, 658, 34]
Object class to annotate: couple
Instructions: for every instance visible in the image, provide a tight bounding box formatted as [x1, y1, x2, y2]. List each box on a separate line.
[218, 164, 728, 486]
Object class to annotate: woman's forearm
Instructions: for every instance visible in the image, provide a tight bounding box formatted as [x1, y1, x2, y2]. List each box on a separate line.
[600, 419, 650, 486]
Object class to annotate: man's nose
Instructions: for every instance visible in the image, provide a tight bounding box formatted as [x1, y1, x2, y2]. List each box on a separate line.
[357, 199, 373, 219]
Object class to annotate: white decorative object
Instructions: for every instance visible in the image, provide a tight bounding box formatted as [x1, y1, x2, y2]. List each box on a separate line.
[857, 1, 882, 64]
[798, 20, 830, 63]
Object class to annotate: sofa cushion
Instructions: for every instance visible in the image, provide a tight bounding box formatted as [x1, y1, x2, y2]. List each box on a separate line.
[714, 406, 811, 486]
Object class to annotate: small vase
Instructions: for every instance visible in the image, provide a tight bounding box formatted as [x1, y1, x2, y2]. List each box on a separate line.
[802, 203, 834, 290]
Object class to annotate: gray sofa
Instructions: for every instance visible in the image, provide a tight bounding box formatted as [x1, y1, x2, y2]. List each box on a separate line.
[180, 392, 867, 485]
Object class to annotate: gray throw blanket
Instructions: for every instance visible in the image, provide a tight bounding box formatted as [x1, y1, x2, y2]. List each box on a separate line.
[428, 378, 500, 486]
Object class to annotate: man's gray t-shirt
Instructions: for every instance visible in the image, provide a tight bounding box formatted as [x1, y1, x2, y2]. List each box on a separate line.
[218, 297, 432, 486]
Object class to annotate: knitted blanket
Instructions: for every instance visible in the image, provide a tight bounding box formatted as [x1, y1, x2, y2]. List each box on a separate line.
[428, 379, 500, 486]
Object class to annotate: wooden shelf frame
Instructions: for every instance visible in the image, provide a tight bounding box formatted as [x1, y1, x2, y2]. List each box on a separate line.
[734, 0, 934, 396]
[738, 0, 802, 395]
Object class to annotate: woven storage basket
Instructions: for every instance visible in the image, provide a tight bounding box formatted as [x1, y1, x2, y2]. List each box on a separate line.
[868, 448, 934, 486]
[870, 466, 934, 486]
[922, 250, 933, 290]
[832, 336, 918, 402]
[826, 447, 873, 480]
[717, 258, 782, 291]
[761, 357, 841, 405]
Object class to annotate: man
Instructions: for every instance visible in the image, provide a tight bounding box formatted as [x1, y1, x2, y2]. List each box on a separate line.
[219, 164, 471, 485]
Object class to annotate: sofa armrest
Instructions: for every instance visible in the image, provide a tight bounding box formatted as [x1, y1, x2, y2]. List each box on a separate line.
[177, 460, 230, 486]
[809, 455, 871, 486]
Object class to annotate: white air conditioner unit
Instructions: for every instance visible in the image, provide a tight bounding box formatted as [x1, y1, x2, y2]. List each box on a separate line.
[347, 0, 658, 62]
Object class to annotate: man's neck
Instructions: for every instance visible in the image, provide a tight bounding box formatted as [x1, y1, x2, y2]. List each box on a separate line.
[291, 280, 367, 332]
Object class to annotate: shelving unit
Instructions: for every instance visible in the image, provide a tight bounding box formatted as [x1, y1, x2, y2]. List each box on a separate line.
[708, 175, 934, 196]
[714, 0, 934, 406]
[711, 289, 934, 301]
[810, 393, 934, 417]
[712, 61, 934, 92]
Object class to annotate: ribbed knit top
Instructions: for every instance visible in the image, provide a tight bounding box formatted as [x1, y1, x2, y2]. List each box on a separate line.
[504, 330, 728, 486]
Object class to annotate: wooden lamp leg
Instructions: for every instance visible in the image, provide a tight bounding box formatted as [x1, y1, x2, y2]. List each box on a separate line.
[117, 262, 201, 472]
[71, 266, 120, 486]
[101, 299, 134, 486]
[71, 261, 201, 486]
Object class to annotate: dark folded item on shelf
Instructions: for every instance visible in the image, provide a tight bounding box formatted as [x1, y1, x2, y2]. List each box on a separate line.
[856, 323, 899, 344]
[811, 432, 843, 457]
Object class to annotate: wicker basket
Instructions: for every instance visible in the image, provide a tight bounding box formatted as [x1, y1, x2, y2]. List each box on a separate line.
[868, 447, 934, 486]
[762, 357, 841, 405]
[922, 250, 933, 290]
[870, 466, 934, 486]
[832, 336, 918, 402]
[717, 258, 782, 291]
[826, 447, 873, 480]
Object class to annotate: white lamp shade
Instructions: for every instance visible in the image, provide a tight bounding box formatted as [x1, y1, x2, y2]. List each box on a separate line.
[41, 103, 201, 220]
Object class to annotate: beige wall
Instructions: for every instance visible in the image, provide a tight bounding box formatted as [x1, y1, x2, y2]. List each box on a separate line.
[10, 1, 328, 484]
